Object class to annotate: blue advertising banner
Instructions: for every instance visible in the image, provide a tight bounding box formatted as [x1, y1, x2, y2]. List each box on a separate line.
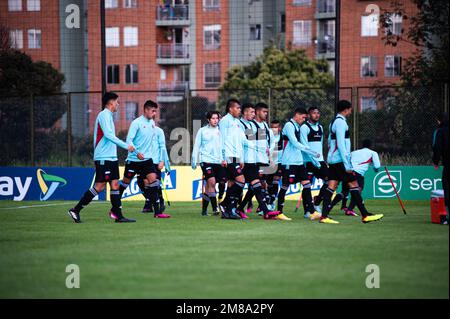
[0, 167, 106, 201]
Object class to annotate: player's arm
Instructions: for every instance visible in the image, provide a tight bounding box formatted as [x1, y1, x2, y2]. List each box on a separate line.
[432, 128, 443, 166]
[191, 128, 202, 169]
[219, 119, 227, 163]
[158, 130, 171, 172]
[99, 113, 131, 151]
[335, 120, 351, 170]
[285, 123, 319, 157]
[372, 151, 381, 172]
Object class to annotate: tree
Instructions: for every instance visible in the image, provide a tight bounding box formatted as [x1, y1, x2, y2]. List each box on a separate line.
[379, 0, 449, 85]
[0, 49, 66, 165]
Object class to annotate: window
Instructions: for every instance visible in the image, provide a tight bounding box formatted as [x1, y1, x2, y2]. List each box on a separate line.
[249, 24, 261, 40]
[160, 69, 167, 80]
[124, 0, 137, 8]
[124, 27, 138, 47]
[386, 13, 402, 36]
[203, 0, 220, 11]
[385, 55, 401, 77]
[204, 63, 221, 88]
[106, 27, 120, 47]
[8, 0, 22, 11]
[125, 102, 138, 121]
[204, 25, 221, 50]
[105, 0, 118, 8]
[280, 13, 286, 33]
[27, 0, 40, 11]
[361, 97, 377, 111]
[107, 65, 120, 84]
[361, 13, 379, 37]
[9, 30, 23, 49]
[293, 20, 312, 45]
[293, 0, 311, 6]
[125, 64, 138, 84]
[361, 56, 377, 77]
[28, 29, 41, 49]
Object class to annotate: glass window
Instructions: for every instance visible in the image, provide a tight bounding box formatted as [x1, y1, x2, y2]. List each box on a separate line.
[361, 56, 377, 77]
[361, 97, 377, 111]
[124, 0, 137, 8]
[249, 24, 261, 40]
[293, 0, 311, 6]
[125, 64, 138, 84]
[361, 13, 379, 37]
[8, 0, 22, 11]
[125, 102, 138, 121]
[106, 27, 120, 47]
[204, 63, 221, 88]
[124, 26, 138, 47]
[204, 25, 221, 50]
[293, 20, 312, 45]
[105, 0, 118, 8]
[386, 13, 402, 36]
[107, 65, 120, 84]
[27, 0, 40, 11]
[384, 55, 401, 77]
[9, 30, 23, 49]
[28, 29, 41, 49]
[203, 0, 220, 11]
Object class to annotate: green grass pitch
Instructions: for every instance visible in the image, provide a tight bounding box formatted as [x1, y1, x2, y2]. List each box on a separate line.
[0, 199, 448, 298]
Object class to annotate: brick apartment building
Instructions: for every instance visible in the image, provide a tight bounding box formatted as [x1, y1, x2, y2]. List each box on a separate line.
[1, 0, 419, 131]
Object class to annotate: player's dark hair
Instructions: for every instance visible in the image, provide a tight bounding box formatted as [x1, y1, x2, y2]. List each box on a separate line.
[206, 111, 220, 120]
[271, 119, 281, 126]
[362, 139, 372, 148]
[102, 92, 118, 109]
[226, 98, 241, 113]
[255, 102, 269, 111]
[294, 107, 308, 115]
[144, 100, 158, 109]
[308, 106, 320, 113]
[337, 100, 352, 112]
[242, 102, 255, 113]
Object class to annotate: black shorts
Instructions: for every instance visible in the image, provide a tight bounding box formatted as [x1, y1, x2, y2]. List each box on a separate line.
[226, 161, 244, 180]
[242, 163, 260, 182]
[266, 164, 283, 184]
[200, 163, 226, 182]
[124, 159, 155, 179]
[305, 161, 329, 181]
[281, 164, 309, 185]
[328, 162, 357, 183]
[94, 160, 120, 183]
[153, 164, 162, 180]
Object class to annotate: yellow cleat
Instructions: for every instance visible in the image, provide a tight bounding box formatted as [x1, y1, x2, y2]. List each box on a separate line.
[362, 214, 384, 223]
[319, 217, 340, 224]
[276, 213, 292, 221]
[309, 211, 322, 221]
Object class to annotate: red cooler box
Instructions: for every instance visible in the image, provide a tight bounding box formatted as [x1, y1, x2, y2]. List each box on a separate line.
[430, 190, 446, 224]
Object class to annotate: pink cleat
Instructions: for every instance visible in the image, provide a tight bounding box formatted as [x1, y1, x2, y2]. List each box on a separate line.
[264, 211, 280, 220]
[238, 210, 249, 219]
[246, 207, 253, 214]
[343, 208, 358, 217]
[154, 213, 171, 218]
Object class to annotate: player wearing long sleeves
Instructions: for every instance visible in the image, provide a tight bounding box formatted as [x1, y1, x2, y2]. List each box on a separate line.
[68, 92, 136, 223]
[300, 106, 329, 216]
[218, 99, 247, 219]
[277, 107, 321, 220]
[432, 112, 449, 224]
[236, 103, 279, 220]
[191, 111, 226, 216]
[135, 101, 171, 218]
[320, 100, 383, 224]
[265, 120, 284, 208]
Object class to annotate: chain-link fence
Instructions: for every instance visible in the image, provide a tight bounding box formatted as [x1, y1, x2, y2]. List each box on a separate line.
[0, 85, 447, 167]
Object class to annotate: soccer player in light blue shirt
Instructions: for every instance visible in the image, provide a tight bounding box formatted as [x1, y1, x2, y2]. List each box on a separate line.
[192, 111, 226, 216]
[277, 107, 321, 220]
[300, 106, 329, 214]
[320, 100, 383, 224]
[68, 92, 136, 223]
[218, 99, 248, 219]
[266, 120, 283, 207]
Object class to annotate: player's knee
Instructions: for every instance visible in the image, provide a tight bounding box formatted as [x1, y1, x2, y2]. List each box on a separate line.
[94, 183, 106, 192]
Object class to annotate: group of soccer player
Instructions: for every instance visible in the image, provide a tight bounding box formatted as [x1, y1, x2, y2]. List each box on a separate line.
[68, 92, 383, 225]
[192, 98, 384, 224]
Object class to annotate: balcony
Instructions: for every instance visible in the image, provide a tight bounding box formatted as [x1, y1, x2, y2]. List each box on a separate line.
[316, 36, 335, 59]
[156, 44, 190, 64]
[156, 5, 190, 27]
[315, 0, 336, 19]
[157, 81, 189, 102]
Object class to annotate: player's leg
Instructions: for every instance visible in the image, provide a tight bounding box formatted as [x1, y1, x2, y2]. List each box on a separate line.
[68, 160, 107, 223]
[347, 174, 364, 215]
[313, 162, 329, 210]
[299, 165, 321, 221]
[138, 174, 153, 213]
[276, 165, 293, 217]
[346, 174, 382, 223]
[119, 161, 135, 197]
[318, 163, 341, 224]
[108, 161, 135, 222]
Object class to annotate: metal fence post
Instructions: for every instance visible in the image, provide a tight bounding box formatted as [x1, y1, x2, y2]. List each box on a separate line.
[67, 93, 72, 167]
[352, 87, 358, 150]
[30, 95, 34, 166]
[268, 87, 272, 122]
